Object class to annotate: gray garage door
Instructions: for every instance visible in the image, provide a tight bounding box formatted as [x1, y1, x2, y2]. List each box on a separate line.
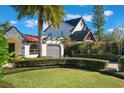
[46, 45, 61, 58]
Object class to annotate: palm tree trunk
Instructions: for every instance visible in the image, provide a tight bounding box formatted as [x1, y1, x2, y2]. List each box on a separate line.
[38, 10, 43, 57]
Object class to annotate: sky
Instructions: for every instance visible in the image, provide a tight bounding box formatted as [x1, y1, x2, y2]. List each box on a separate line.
[0, 5, 124, 35]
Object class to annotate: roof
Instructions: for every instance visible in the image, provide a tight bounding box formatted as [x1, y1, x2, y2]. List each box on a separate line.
[44, 17, 86, 32]
[65, 17, 82, 27]
[23, 34, 38, 43]
[70, 28, 90, 41]
[8, 26, 63, 43]
[7, 26, 38, 43]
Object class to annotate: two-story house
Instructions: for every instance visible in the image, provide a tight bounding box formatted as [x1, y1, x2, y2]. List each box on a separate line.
[45, 17, 96, 42]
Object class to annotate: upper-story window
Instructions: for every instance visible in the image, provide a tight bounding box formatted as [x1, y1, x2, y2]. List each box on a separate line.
[81, 22, 83, 27]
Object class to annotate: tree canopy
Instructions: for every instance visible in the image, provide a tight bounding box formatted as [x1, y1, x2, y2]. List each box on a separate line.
[92, 5, 106, 41]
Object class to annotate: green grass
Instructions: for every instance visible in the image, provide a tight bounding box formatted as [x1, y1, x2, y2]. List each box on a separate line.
[4, 68, 124, 88]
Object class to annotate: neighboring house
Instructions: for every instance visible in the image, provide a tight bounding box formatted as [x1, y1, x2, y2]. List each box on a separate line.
[45, 17, 96, 42]
[5, 27, 64, 58]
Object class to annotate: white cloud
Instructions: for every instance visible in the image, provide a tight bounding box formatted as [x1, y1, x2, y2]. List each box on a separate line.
[25, 19, 49, 30]
[25, 19, 38, 28]
[10, 20, 17, 25]
[104, 10, 114, 16]
[64, 14, 82, 20]
[83, 15, 93, 22]
[107, 28, 114, 32]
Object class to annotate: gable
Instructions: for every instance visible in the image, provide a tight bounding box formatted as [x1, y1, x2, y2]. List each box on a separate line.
[72, 18, 85, 33]
[84, 31, 96, 42]
[5, 27, 24, 41]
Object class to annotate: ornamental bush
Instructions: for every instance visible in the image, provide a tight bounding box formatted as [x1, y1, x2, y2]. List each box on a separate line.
[72, 54, 121, 62]
[118, 56, 124, 72]
[64, 42, 122, 57]
[0, 22, 10, 80]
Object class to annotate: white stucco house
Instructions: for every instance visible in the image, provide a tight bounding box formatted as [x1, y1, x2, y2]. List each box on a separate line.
[45, 17, 95, 42]
[5, 27, 64, 58]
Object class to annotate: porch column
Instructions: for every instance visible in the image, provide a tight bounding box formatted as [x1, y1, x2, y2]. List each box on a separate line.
[23, 44, 30, 58]
[60, 44, 64, 57]
[41, 44, 47, 56]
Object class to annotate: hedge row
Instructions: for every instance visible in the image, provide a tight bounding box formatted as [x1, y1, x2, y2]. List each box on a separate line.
[99, 68, 124, 79]
[118, 56, 124, 72]
[72, 54, 121, 62]
[13, 58, 109, 71]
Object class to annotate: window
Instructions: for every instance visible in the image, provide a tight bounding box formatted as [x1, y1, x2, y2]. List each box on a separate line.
[30, 44, 38, 54]
[81, 22, 83, 27]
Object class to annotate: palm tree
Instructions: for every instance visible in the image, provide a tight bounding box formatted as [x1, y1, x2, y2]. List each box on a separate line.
[11, 5, 64, 57]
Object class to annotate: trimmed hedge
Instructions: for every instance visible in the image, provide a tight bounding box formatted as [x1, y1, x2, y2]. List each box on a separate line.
[13, 58, 109, 71]
[99, 68, 124, 79]
[118, 56, 124, 72]
[72, 54, 121, 62]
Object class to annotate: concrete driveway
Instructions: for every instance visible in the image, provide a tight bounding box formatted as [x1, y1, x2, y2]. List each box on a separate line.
[107, 61, 118, 71]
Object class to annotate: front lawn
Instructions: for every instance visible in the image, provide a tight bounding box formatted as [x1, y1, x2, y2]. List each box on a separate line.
[3, 68, 124, 88]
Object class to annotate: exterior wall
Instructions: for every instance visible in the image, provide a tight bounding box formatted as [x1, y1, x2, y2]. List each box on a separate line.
[23, 43, 38, 58]
[23, 43, 64, 58]
[42, 44, 47, 56]
[46, 22, 73, 38]
[72, 19, 85, 33]
[5, 28, 24, 57]
[60, 44, 64, 57]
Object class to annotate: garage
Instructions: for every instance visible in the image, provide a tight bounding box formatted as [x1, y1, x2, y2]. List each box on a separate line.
[46, 45, 61, 58]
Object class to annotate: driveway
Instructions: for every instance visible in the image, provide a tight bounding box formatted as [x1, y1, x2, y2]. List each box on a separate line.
[107, 61, 118, 71]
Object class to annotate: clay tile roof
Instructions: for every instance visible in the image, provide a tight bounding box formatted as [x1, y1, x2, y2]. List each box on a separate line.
[23, 34, 38, 43]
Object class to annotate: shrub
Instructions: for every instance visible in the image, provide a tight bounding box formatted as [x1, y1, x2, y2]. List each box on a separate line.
[13, 58, 109, 71]
[118, 56, 124, 72]
[0, 22, 10, 81]
[99, 68, 124, 79]
[64, 42, 122, 57]
[72, 54, 121, 62]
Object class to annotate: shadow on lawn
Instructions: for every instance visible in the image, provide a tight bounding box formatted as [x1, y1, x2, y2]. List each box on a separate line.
[0, 81, 14, 88]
